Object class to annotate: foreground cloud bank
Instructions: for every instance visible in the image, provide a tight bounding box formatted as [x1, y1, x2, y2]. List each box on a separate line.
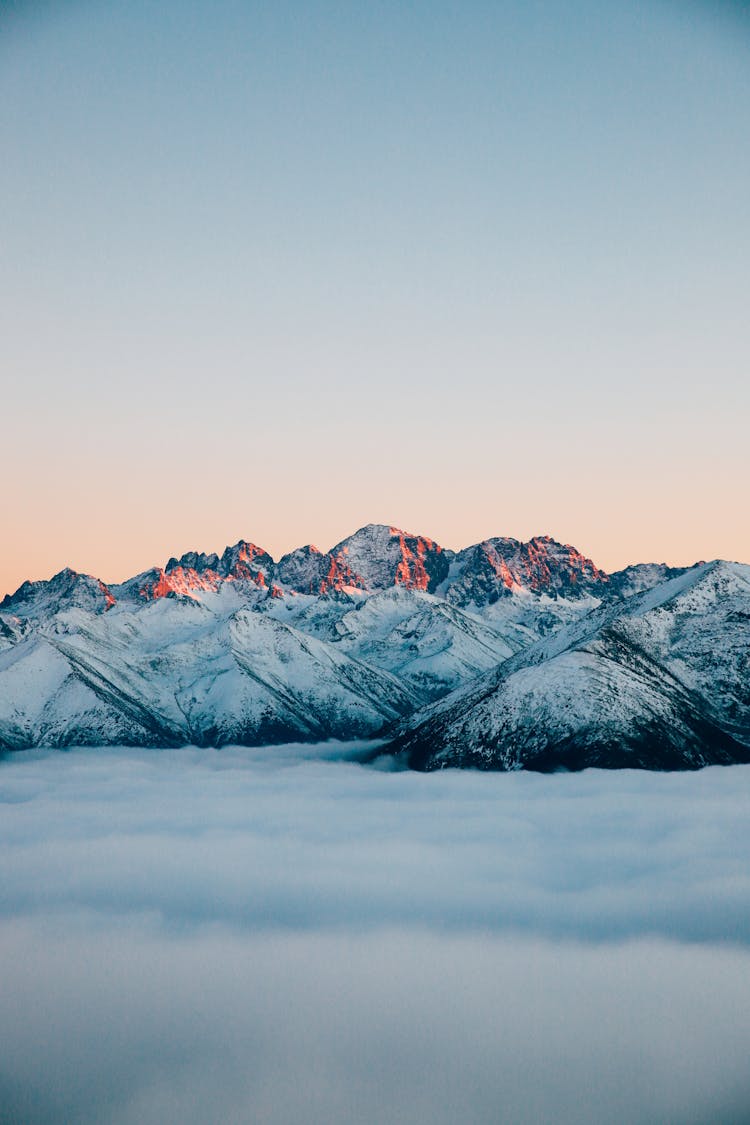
[2, 745, 750, 1124]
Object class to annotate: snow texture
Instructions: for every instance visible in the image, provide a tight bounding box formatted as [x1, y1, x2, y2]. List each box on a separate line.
[1, 526, 747, 768]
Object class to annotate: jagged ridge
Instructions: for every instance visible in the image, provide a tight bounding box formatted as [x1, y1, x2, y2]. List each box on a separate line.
[2, 524, 617, 612]
[387, 562, 750, 771]
[1, 525, 745, 769]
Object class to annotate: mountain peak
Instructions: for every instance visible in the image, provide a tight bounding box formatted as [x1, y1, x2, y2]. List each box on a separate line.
[331, 525, 449, 593]
[443, 535, 609, 606]
[0, 568, 116, 616]
[4, 524, 719, 609]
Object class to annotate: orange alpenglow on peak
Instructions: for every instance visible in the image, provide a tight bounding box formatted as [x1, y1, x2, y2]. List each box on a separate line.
[320, 554, 367, 594]
[467, 536, 607, 596]
[479, 547, 516, 590]
[228, 542, 269, 582]
[133, 540, 277, 600]
[98, 579, 117, 609]
[390, 529, 441, 591]
[0, 524, 621, 612]
[139, 566, 223, 601]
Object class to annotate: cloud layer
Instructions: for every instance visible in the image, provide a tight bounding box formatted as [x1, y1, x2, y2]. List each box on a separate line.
[2, 745, 750, 1124]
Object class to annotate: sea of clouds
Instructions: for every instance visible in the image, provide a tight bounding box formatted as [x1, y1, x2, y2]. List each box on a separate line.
[2, 743, 750, 1124]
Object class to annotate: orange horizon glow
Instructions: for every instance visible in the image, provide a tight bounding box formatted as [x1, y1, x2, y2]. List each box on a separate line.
[1, 503, 743, 602]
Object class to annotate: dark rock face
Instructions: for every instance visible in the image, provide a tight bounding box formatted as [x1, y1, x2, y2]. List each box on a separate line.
[216, 541, 276, 583]
[446, 536, 609, 607]
[165, 550, 221, 574]
[275, 544, 366, 594]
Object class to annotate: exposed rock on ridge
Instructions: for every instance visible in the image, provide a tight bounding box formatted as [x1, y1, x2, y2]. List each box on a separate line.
[387, 562, 750, 772]
[1, 525, 745, 770]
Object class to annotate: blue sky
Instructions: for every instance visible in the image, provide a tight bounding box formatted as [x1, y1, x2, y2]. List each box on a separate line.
[1, 1, 749, 590]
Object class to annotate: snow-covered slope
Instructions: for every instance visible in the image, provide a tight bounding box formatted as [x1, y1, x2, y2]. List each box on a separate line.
[0, 597, 418, 749]
[388, 562, 750, 771]
[324, 587, 528, 699]
[1, 526, 747, 766]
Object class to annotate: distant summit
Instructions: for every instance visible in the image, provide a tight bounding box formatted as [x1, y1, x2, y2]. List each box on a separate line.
[2, 523, 619, 611]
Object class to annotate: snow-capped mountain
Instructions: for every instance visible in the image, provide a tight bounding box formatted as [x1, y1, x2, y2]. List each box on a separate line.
[273, 526, 449, 594]
[387, 561, 750, 771]
[440, 535, 609, 606]
[1, 524, 747, 769]
[0, 596, 417, 750]
[0, 568, 116, 619]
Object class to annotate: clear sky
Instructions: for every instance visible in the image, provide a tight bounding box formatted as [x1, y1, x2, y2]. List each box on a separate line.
[1, 0, 749, 595]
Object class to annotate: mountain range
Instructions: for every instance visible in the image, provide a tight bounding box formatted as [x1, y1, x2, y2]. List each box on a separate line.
[1, 524, 748, 770]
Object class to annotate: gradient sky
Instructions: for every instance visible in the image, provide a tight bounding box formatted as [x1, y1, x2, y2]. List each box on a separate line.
[1, 0, 749, 595]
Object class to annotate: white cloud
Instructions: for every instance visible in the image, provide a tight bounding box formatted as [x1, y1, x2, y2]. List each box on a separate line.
[1, 745, 750, 1123]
